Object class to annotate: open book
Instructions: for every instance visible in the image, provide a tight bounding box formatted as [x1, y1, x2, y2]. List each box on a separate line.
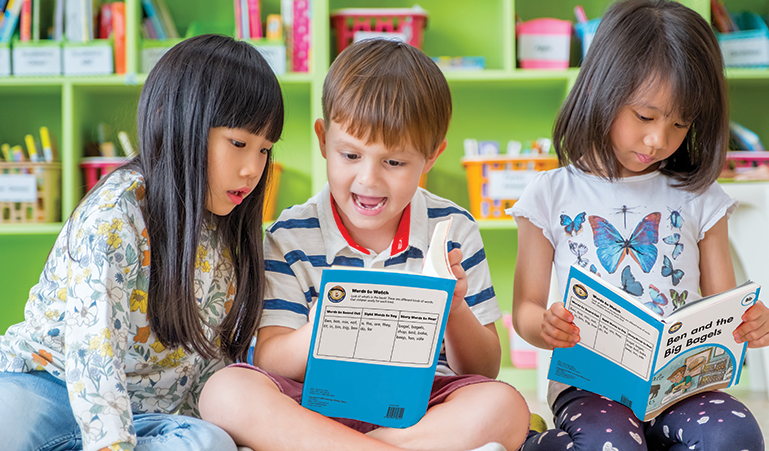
[549, 265, 761, 421]
[301, 219, 456, 428]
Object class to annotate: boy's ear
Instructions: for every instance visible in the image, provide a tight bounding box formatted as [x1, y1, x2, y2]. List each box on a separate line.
[314, 119, 327, 159]
[422, 139, 447, 174]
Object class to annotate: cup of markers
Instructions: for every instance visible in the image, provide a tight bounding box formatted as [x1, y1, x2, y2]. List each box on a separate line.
[0, 126, 62, 224]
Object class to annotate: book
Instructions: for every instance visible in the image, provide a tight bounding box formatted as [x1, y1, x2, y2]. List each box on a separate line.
[19, 0, 29, 41]
[111, 1, 125, 74]
[247, 0, 261, 39]
[153, 0, 177, 39]
[0, 0, 24, 43]
[140, 0, 165, 40]
[549, 265, 761, 421]
[301, 218, 457, 428]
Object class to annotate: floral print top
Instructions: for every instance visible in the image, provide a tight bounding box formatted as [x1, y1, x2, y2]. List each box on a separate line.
[0, 170, 237, 451]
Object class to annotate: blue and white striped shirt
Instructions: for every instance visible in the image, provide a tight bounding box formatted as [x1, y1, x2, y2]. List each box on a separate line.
[260, 183, 501, 374]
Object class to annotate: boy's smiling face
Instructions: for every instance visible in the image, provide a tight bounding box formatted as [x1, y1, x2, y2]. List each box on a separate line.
[316, 119, 444, 254]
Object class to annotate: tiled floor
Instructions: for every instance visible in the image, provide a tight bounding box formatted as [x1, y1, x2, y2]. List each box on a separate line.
[498, 367, 769, 443]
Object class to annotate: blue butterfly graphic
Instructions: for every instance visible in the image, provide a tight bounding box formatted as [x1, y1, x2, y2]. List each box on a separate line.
[588, 212, 661, 274]
[620, 265, 643, 297]
[569, 241, 589, 267]
[670, 289, 688, 310]
[663, 234, 683, 260]
[661, 255, 684, 286]
[561, 212, 587, 236]
[645, 284, 669, 316]
[668, 207, 684, 229]
[590, 264, 600, 276]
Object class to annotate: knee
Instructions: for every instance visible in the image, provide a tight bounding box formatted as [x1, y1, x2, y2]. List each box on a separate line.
[470, 382, 531, 450]
[199, 367, 247, 422]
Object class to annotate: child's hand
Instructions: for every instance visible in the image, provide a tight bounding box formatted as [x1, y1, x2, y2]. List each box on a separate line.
[541, 302, 580, 349]
[734, 300, 769, 348]
[448, 248, 468, 313]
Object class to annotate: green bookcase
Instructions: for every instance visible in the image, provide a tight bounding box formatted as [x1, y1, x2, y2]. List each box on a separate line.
[0, 0, 763, 369]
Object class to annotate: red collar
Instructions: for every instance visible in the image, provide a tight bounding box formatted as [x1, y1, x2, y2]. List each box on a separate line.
[330, 193, 411, 256]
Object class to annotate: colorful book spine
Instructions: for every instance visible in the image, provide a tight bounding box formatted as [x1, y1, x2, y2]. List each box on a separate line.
[140, 0, 165, 40]
[240, 0, 249, 39]
[112, 1, 125, 74]
[0, 0, 24, 43]
[292, 0, 310, 72]
[247, 0, 261, 38]
[233, 0, 242, 39]
[19, 0, 30, 41]
[99, 2, 112, 39]
[154, 0, 177, 39]
[32, 0, 39, 41]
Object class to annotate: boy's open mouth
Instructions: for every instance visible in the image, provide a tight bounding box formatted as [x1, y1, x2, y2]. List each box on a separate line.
[353, 193, 386, 211]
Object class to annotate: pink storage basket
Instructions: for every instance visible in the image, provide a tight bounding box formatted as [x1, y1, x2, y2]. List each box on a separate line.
[80, 157, 129, 191]
[330, 7, 428, 54]
[517, 18, 572, 69]
[724, 151, 769, 171]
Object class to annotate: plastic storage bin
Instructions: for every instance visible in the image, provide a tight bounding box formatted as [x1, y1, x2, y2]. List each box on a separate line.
[723, 151, 769, 172]
[330, 7, 428, 54]
[716, 12, 769, 68]
[516, 18, 572, 69]
[461, 156, 558, 219]
[0, 162, 61, 223]
[81, 157, 128, 191]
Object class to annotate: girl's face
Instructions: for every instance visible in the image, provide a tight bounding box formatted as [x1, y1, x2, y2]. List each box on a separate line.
[610, 82, 691, 177]
[206, 127, 274, 216]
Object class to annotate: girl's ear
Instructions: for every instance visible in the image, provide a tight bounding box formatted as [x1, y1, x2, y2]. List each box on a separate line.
[314, 119, 327, 159]
[422, 139, 447, 174]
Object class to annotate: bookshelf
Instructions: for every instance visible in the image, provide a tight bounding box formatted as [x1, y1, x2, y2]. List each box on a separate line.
[0, 0, 763, 367]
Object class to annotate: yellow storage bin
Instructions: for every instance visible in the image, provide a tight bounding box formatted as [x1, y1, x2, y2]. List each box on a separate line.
[461, 156, 558, 219]
[0, 162, 61, 224]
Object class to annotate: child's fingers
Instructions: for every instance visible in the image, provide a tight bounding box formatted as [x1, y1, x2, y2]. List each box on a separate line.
[734, 301, 769, 346]
[542, 304, 580, 348]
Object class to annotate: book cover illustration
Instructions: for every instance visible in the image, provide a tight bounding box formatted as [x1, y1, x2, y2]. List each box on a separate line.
[549, 265, 760, 421]
[301, 219, 456, 428]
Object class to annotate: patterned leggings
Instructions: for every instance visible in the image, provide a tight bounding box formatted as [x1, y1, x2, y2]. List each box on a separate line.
[521, 388, 764, 451]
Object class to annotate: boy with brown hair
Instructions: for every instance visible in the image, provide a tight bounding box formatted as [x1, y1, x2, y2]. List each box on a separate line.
[200, 39, 530, 451]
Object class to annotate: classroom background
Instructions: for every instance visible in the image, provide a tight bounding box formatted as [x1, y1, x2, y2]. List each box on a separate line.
[1, 0, 769, 437]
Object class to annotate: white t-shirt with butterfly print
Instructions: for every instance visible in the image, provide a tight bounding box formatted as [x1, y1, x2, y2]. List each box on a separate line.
[507, 165, 737, 409]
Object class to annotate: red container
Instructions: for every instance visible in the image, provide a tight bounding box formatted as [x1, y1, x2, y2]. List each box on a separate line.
[330, 7, 428, 54]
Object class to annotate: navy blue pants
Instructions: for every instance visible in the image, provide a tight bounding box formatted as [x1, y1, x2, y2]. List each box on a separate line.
[521, 388, 764, 451]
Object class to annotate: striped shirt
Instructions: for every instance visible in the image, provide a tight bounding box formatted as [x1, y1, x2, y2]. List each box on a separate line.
[260, 183, 501, 374]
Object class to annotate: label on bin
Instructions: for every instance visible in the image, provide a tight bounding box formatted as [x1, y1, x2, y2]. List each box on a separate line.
[0, 174, 37, 202]
[719, 36, 769, 67]
[488, 170, 538, 200]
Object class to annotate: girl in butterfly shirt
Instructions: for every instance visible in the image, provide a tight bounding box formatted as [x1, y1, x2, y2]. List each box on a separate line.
[508, 1, 769, 450]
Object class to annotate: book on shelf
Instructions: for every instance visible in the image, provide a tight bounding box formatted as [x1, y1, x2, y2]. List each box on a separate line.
[153, 0, 177, 39]
[549, 265, 761, 421]
[301, 218, 457, 428]
[112, 1, 125, 74]
[140, 0, 165, 40]
[0, 0, 25, 43]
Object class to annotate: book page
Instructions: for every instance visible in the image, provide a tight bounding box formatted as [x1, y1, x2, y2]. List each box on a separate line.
[314, 282, 448, 367]
[565, 278, 660, 380]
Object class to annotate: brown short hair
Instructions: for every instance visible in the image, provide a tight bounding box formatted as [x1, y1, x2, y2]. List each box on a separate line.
[322, 39, 452, 158]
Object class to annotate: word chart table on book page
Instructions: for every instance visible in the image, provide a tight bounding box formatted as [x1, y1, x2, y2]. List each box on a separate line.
[565, 289, 660, 381]
[315, 286, 443, 367]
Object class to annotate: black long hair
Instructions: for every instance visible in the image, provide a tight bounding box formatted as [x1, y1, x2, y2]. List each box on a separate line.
[124, 34, 283, 362]
[554, 0, 728, 193]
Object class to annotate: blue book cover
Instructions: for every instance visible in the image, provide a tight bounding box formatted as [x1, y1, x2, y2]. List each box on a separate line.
[301, 219, 457, 428]
[549, 265, 760, 421]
